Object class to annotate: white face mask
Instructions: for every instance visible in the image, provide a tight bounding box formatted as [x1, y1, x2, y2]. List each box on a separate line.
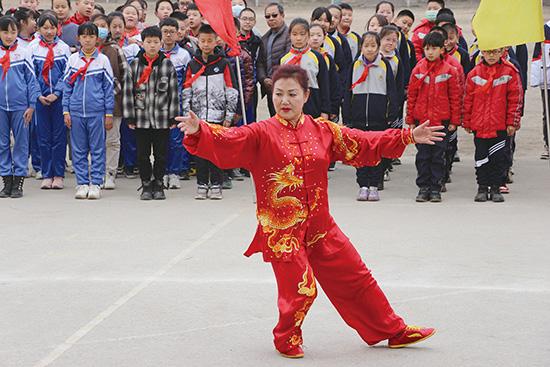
[232, 5, 245, 18]
[98, 27, 109, 40]
[425, 10, 439, 22]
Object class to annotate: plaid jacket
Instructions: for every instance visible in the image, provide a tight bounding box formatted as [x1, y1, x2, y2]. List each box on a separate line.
[122, 51, 179, 129]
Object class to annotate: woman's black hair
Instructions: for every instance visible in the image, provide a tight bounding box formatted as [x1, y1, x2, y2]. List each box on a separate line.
[423, 31, 445, 48]
[91, 13, 108, 24]
[233, 16, 240, 31]
[154, 0, 174, 13]
[12, 7, 39, 24]
[361, 31, 381, 48]
[375, 1, 395, 14]
[107, 11, 125, 27]
[51, 0, 71, 9]
[288, 17, 309, 34]
[141, 25, 162, 40]
[77, 21, 98, 36]
[94, 4, 105, 15]
[0, 14, 18, 31]
[311, 7, 332, 24]
[37, 11, 59, 28]
[309, 23, 326, 35]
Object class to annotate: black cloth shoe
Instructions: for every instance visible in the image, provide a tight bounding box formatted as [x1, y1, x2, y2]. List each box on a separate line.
[416, 187, 430, 202]
[429, 191, 442, 202]
[490, 186, 505, 203]
[152, 180, 166, 200]
[139, 180, 153, 200]
[377, 180, 384, 191]
[474, 186, 489, 202]
[0, 176, 13, 198]
[10, 176, 24, 198]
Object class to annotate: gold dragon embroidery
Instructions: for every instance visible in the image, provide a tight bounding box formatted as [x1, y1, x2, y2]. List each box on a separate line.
[297, 266, 316, 297]
[207, 123, 229, 137]
[257, 161, 321, 257]
[315, 118, 359, 163]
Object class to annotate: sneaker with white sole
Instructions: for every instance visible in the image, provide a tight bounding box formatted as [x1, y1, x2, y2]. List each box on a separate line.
[104, 173, 116, 190]
[35, 171, 43, 180]
[75, 185, 89, 199]
[88, 184, 101, 200]
[209, 185, 223, 200]
[357, 187, 369, 201]
[195, 184, 208, 200]
[367, 187, 380, 201]
[168, 173, 181, 189]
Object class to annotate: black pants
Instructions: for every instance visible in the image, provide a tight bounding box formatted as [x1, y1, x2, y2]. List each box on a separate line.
[415, 126, 448, 191]
[267, 92, 276, 117]
[196, 157, 223, 186]
[541, 90, 550, 146]
[356, 124, 385, 188]
[474, 131, 511, 187]
[444, 129, 459, 182]
[135, 128, 169, 182]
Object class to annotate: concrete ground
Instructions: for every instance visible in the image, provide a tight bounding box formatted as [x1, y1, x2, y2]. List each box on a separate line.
[1, 152, 550, 367]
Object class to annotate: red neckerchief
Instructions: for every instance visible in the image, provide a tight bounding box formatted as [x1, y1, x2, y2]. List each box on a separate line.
[69, 53, 95, 85]
[183, 56, 222, 88]
[287, 47, 309, 66]
[57, 19, 72, 37]
[0, 43, 18, 80]
[39, 39, 57, 86]
[119, 28, 140, 47]
[69, 12, 89, 25]
[136, 53, 159, 87]
[413, 58, 441, 88]
[19, 34, 35, 43]
[350, 58, 375, 90]
[237, 32, 251, 42]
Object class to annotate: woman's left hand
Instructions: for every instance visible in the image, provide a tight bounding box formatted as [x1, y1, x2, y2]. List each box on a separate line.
[412, 121, 446, 145]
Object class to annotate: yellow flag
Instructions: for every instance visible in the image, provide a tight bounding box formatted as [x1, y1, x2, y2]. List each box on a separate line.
[473, 0, 545, 50]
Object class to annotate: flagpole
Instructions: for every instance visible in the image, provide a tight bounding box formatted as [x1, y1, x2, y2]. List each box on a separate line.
[542, 42, 550, 167]
[235, 56, 248, 125]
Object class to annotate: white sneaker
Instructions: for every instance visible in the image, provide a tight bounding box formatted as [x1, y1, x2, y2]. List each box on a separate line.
[88, 184, 101, 200]
[168, 173, 181, 189]
[35, 170, 43, 180]
[163, 174, 169, 188]
[104, 173, 116, 190]
[384, 171, 391, 182]
[75, 185, 89, 199]
[209, 185, 223, 200]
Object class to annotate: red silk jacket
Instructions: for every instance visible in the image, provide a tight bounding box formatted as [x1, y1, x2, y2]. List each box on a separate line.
[184, 114, 414, 262]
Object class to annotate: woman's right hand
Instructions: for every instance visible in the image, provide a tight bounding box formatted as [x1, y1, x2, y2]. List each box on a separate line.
[176, 111, 200, 135]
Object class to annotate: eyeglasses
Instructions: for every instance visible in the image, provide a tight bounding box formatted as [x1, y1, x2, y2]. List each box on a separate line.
[265, 13, 279, 19]
[482, 49, 503, 55]
[162, 29, 177, 35]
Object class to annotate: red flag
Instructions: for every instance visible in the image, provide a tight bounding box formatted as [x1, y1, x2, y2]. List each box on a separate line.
[195, 0, 241, 57]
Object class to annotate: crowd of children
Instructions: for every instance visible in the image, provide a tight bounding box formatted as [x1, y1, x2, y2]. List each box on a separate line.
[0, 0, 543, 203]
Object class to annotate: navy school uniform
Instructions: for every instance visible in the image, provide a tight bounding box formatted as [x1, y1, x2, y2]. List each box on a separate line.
[0, 41, 41, 178]
[328, 32, 353, 118]
[344, 54, 398, 188]
[28, 36, 71, 179]
[396, 30, 411, 89]
[280, 47, 330, 118]
[162, 44, 192, 177]
[62, 49, 114, 186]
[319, 49, 340, 118]
[341, 30, 361, 61]
[382, 51, 405, 128]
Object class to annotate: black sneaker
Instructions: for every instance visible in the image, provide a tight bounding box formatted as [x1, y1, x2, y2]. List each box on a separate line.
[377, 180, 384, 191]
[429, 191, 442, 203]
[0, 176, 13, 198]
[152, 180, 166, 200]
[490, 187, 505, 203]
[139, 181, 153, 200]
[474, 186, 489, 202]
[416, 188, 430, 202]
[125, 166, 137, 179]
[393, 158, 402, 166]
[453, 153, 461, 162]
[10, 176, 24, 198]
[441, 183, 447, 193]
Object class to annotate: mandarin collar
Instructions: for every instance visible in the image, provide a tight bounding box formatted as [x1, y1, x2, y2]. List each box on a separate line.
[275, 114, 305, 129]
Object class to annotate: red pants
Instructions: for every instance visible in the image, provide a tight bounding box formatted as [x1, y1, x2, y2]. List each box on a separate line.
[271, 226, 406, 353]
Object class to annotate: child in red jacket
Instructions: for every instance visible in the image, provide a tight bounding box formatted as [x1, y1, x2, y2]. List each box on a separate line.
[406, 32, 461, 202]
[463, 48, 523, 203]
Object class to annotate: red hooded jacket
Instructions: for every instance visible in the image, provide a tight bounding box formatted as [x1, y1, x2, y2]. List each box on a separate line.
[462, 59, 523, 138]
[411, 19, 434, 61]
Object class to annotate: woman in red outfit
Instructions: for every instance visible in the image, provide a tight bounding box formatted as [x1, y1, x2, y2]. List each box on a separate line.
[177, 65, 443, 359]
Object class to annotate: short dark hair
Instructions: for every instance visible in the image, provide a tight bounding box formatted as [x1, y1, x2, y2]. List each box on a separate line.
[107, 11, 125, 27]
[170, 11, 188, 21]
[159, 17, 179, 30]
[289, 17, 309, 34]
[239, 7, 255, 18]
[423, 31, 445, 48]
[396, 9, 415, 22]
[94, 4, 105, 14]
[441, 22, 458, 37]
[428, 0, 445, 8]
[311, 7, 332, 24]
[327, 4, 342, 13]
[361, 31, 381, 48]
[265, 2, 284, 15]
[37, 12, 58, 28]
[91, 13, 108, 24]
[339, 3, 353, 12]
[12, 7, 39, 24]
[155, 0, 175, 13]
[367, 14, 388, 29]
[375, 1, 395, 14]
[430, 25, 448, 40]
[198, 23, 216, 36]
[435, 12, 455, 26]
[0, 15, 18, 32]
[141, 25, 162, 40]
[272, 64, 309, 93]
[78, 22, 99, 36]
[379, 25, 399, 40]
[186, 3, 200, 14]
[309, 23, 326, 35]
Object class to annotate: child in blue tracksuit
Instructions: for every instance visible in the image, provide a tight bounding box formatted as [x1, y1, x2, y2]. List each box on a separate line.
[344, 31, 398, 202]
[63, 22, 114, 200]
[160, 17, 191, 190]
[29, 13, 71, 190]
[0, 16, 41, 199]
